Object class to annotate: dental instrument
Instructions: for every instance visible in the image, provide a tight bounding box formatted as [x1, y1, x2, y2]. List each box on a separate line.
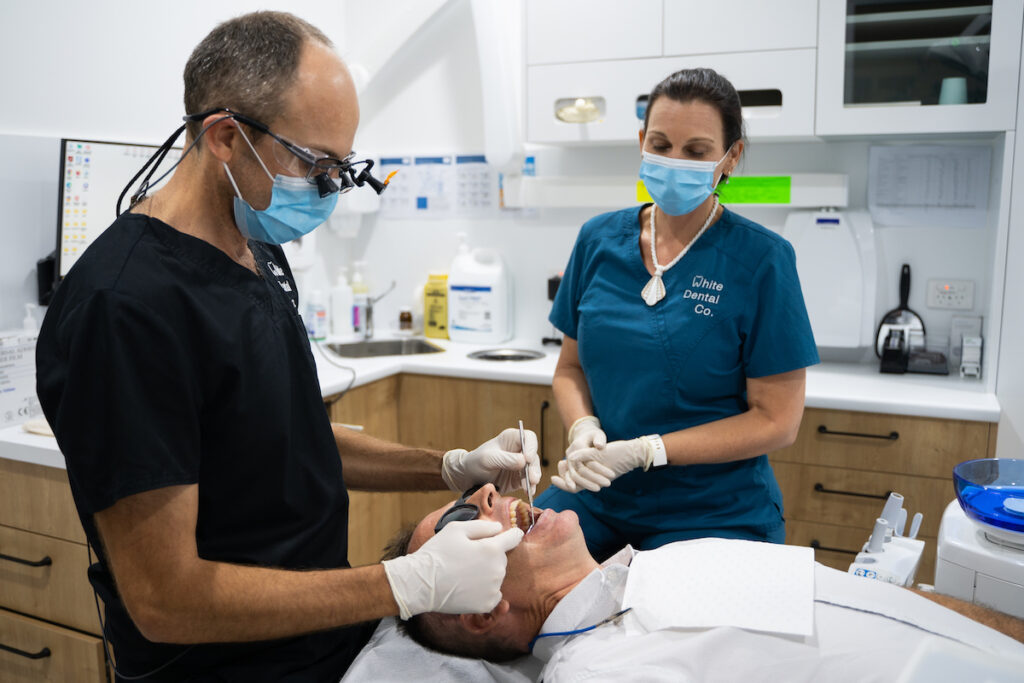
[520, 419, 535, 531]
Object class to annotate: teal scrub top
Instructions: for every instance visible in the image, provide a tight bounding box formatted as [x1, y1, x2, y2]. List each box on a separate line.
[542, 204, 819, 553]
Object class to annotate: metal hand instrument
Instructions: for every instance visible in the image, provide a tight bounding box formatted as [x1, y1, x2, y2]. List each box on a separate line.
[519, 419, 535, 531]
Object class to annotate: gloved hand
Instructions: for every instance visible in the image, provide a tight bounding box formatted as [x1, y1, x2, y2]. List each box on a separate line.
[552, 436, 657, 493]
[566, 415, 607, 457]
[382, 520, 523, 619]
[442, 428, 540, 495]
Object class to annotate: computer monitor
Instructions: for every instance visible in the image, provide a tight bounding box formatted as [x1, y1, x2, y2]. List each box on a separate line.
[56, 138, 181, 280]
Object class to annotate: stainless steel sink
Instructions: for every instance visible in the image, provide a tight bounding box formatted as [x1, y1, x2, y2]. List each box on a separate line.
[467, 348, 545, 361]
[326, 338, 444, 358]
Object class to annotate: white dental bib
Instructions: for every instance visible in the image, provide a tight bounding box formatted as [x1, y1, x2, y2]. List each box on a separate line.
[621, 537, 815, 637]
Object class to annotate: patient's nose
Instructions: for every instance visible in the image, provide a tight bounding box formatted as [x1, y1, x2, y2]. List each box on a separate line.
[467, 483, 498, 517]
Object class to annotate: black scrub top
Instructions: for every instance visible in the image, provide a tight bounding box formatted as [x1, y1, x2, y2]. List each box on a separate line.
[36, 213, 373, 682]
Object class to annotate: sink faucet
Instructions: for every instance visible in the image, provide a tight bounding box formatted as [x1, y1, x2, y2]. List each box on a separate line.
[364, 280, 397, 340]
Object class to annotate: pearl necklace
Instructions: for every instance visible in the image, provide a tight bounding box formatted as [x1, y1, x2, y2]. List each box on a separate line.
[641, 196, 720, 306]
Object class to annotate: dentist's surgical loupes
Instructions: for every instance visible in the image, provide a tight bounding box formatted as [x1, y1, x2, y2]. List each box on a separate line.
[519, 419, 535, 532]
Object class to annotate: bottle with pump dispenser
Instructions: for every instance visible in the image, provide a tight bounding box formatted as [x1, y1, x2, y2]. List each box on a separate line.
[447, 233, 513, 344]
[330, 269, 354, 339]
[351, 261, 369, 336]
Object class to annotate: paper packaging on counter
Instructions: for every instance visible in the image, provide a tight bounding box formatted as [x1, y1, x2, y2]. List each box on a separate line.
[0, 331, 41, 427]
[622, 538, 815, 637]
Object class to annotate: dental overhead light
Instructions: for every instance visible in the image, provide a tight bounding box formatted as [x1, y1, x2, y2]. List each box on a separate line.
[555, 96, 605, 123]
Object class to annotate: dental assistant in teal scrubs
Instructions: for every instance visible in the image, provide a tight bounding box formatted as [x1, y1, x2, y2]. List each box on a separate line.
[534, 68, 819, 561]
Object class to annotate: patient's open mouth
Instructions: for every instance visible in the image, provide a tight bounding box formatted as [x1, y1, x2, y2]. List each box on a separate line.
[509, 499, 537, 533]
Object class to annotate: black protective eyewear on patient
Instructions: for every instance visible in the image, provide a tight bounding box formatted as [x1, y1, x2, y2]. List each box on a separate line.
[434, 484, 486, 533]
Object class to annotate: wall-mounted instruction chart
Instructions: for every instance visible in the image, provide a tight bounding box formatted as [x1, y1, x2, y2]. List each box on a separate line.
[379, 154, 496, 219]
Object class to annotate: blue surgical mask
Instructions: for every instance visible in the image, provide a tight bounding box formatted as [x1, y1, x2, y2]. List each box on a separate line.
[638, 146, 732, 216]
[222, 129, 338, 245]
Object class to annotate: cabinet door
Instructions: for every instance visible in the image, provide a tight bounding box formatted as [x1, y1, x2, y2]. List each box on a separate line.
[327, 378, 404, 567]
[528, 49, 816, 144]
[815, 0, 1023, 134]
[663, 0, 817, 56]
[526, 0, 662, 65]
[0, 608, 106, 683]
[397, 375, 565, 525]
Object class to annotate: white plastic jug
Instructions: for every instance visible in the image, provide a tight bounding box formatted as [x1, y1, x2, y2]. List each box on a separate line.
[448, 241, 512, 344]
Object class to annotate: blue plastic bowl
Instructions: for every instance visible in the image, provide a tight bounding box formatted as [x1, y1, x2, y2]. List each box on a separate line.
[953, 458, 1024, 535]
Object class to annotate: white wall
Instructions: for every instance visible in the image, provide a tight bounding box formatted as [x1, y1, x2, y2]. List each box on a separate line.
[995, 36, 1024, 459]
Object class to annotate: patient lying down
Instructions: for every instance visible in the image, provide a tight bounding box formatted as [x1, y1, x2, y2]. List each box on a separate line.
[381, 484, 1024, 680]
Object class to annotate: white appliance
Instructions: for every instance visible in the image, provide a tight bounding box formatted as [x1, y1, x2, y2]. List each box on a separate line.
[782, 210, 877, 349]
[935, 500, 1024, 619]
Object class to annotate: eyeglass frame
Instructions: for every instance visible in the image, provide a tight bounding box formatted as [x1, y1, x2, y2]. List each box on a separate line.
[183, 107, 387, 198]
[434, 484, 486, 534]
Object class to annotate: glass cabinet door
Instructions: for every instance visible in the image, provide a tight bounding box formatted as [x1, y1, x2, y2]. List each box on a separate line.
[844, 1, 992, 107]
[816, 0, 1021, 135]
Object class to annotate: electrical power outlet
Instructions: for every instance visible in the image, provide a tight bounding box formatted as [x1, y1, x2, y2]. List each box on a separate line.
[926, 279, 974, 310]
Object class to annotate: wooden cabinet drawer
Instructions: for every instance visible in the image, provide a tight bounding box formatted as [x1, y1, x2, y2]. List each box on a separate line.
[773, 461, 953, 538]
[0, 607, 106, 683]
[786, 519, 937, 585]
[773, 408, 992, 479]
[0, 459, 84, 544]
[0, 525, 97, 635]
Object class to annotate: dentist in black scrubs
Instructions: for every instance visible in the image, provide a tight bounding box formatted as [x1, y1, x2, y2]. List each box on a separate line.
[36, 12, 537, 682]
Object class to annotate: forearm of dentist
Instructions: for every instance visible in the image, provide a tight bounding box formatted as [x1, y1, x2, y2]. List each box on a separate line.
[551, 337, 806, 492]
[91, 426, 539, 645]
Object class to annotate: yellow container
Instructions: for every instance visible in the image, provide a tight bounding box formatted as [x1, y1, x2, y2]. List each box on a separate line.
[424, 272, 449, 339]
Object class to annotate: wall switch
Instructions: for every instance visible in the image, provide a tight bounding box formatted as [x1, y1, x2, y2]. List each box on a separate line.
[926, 279, 975, 310]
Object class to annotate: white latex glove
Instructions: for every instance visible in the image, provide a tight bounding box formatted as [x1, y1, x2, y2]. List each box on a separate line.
[552, 437, 656, 493]
[382, 520, 523, 619]
[442, 428, 541, 495]
[566, 415, 607, 457]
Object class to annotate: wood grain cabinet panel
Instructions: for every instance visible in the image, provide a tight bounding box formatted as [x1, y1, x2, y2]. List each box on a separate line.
[773, 408, 991, 478]
[328, 374, 566, 566]
[0, 525, 97, 634]
[327, 378, 403, 567]
[0, 458, 84, 544]
[0, 607, 106, 683]
[785, 519, 937, 584]
[771, 407, 997, 588]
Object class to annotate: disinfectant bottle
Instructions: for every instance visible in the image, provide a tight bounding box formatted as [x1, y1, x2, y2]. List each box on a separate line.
[423, 272, 449, 339]
[350, 261, 370, 336]
[330, 268, 354, 338]
[447, 233, 513, 344]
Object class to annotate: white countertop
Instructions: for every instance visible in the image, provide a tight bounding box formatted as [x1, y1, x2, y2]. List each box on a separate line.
[1, 335, 999, 470]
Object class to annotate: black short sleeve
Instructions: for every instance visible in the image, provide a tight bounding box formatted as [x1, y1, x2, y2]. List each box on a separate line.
[43, 288, 201, 514]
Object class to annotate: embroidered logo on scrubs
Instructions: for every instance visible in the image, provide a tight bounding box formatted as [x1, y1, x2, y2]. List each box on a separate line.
[265, 260, 298, 307]
[682, 275, 724, 317]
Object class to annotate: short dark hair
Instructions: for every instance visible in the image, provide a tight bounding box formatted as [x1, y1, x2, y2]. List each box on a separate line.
[182, 11, 332, 140]
[643, 67, 746, 174]
[380, 525, 527, 663]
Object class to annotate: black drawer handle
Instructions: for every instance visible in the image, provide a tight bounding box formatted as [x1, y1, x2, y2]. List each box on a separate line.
[0, 641, 52, 660]
[0, 551, 53, 568]
[818, 425, 898, 441]
[814, 482, 891, 501]
[809, 539, 859, 556]
[539, 400, 551, 468]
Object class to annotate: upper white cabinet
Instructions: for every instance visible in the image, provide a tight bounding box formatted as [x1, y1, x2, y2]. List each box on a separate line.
[524, 0, 819, 144]
[525, 0, 662, 65]
[815, 0, 1023, 135]
[663, 0, 817, 55]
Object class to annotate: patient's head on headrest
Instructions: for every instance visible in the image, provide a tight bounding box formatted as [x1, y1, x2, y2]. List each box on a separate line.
[380, 484, 599, 662]
[381, 525, 528, 662]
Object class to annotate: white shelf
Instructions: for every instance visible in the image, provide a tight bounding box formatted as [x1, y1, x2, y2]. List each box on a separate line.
[502, 173, 849, 209]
